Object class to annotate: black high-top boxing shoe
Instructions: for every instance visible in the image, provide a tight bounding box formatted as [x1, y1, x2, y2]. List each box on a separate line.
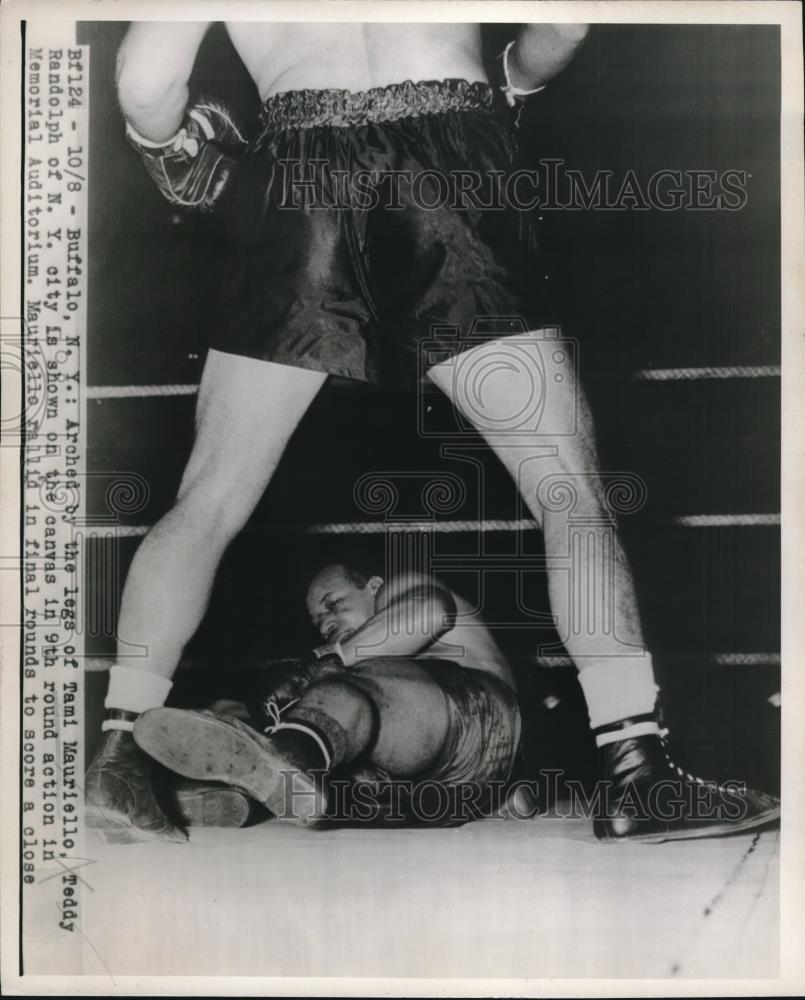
[85, 721, 188, 844]
[593, 714, 780, 843]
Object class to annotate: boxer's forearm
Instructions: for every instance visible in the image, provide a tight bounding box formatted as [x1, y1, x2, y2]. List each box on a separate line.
[339, 588, 456, 666]
[339, 619, 431, 664]
[116, 22, 210, 142]
[510, 23, 590, 89]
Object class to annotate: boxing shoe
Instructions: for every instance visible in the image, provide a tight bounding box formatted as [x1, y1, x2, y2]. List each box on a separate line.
[134, 708, 329, 828]
[172, 779, 256, 829]
[85, 727, 188, 844]
[593, 714, 780, 843]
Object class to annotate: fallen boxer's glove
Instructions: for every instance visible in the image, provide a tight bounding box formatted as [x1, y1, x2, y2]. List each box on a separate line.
[125, 97, 247, 212]
[248, 644, 346, 732]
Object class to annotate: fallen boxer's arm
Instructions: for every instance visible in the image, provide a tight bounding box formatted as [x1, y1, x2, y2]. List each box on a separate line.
[337, 574, 458, 666]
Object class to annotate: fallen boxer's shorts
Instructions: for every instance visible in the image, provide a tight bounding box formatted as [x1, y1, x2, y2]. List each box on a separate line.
[213, 79, 555, 386]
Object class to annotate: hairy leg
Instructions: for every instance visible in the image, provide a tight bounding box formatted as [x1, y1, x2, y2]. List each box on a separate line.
[116, 351, 326, 679]
[427, 332, 650, 686]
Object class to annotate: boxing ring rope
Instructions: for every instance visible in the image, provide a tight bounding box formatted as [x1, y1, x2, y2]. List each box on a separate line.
[83, 652, 781, 672]
[84, 364, 781, 400]
[632, 365, 780, 382]
[104, 514, 779, 538]
[88, 384, 200, 399]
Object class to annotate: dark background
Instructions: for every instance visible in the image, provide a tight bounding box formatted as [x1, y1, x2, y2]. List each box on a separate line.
[80, 23, 781, 794]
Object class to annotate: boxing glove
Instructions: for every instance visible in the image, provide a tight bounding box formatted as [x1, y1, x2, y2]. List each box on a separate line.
[249, 645, 346, 731]
[126, 96, 247, 212]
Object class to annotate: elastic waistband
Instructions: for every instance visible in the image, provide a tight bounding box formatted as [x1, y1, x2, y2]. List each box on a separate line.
[258, 79, 497, 130]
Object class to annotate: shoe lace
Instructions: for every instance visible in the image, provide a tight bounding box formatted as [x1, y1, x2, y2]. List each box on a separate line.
[658, 726, 725, 791]
[262, 698, 300, 735]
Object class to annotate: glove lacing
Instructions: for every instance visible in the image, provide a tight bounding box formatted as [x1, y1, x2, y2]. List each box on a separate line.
[173, 105, 246, 159]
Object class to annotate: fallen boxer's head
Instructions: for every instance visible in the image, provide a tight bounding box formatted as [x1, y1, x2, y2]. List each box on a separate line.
[305, 562, 384, 643]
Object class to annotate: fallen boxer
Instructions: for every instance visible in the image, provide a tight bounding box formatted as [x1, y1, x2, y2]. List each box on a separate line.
[133, 561, 522, 828]
[132, 560, 779, 838]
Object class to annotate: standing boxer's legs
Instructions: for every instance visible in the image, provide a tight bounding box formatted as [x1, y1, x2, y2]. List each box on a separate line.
[427, 332, 658, 727]
[87, 351, 326, 842]
[429, 335, 780, 839]
[115, 351, 326, 678]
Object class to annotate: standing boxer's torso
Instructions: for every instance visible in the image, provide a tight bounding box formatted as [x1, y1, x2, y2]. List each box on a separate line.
[224, 22, 487, 99]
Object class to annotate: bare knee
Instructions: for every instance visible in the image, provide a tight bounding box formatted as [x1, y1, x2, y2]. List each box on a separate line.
[428, 330, 586, 439]
[305, 663, 450, 776]
[159, 477, 255, 550]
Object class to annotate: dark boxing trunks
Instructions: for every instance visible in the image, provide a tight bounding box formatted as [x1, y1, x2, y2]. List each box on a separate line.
[419, 659, 521, 791]
[331, 659, 522, 826]
[213, 79, 554, 387]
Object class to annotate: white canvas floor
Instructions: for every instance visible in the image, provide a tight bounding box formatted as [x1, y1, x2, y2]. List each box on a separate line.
[68, 816, 780, 980]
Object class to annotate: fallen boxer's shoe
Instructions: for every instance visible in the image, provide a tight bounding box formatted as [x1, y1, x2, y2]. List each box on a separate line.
[593, 715, 780, 843]
[134, 708, 329, 828]
[172, 779, 257, 829]
[85, 728, 188, 844]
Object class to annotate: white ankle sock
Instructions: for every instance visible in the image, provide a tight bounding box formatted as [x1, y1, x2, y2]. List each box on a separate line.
[104, 664, 173, 715]
[576, 657, 659, 730]
[594, 720, 661, 747]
